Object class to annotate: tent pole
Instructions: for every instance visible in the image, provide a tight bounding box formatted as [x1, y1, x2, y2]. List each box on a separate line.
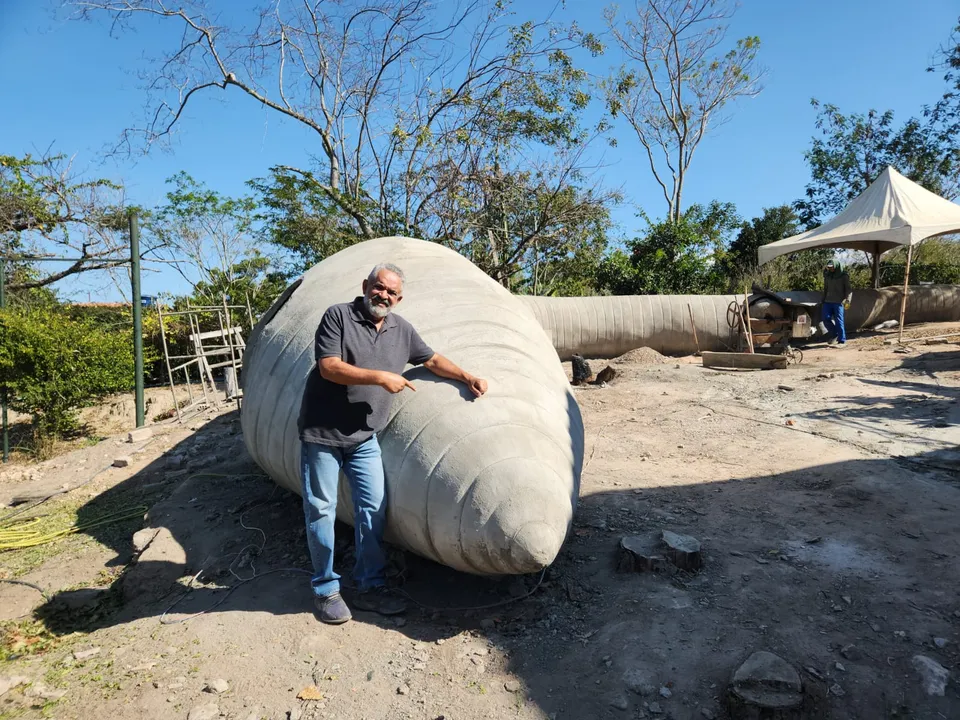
[897, 244, 913, 344]
[872, 243, 881, 289]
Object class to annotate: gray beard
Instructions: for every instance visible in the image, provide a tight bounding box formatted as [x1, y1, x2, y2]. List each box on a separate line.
[364, 295, 391, 319]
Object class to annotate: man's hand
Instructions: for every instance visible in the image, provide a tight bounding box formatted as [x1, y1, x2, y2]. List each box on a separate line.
[378, 371, 416, 394]
[466, 376, 488, 398]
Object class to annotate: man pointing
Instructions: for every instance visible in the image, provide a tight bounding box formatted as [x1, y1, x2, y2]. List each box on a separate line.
[297, 262, 488, 624]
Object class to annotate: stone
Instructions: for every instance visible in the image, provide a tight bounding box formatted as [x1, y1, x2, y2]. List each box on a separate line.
[132, 527, 160, 554]
[187, 703, 220, 720]
[397, 684, 410, 695]
[609, 694, 629, 710]
[165, 454, 185, 470]
[504, 680, 521, 693]
[112, 456, 132, 468]
[839, 644, 860, 661]
[778, 384, 795, 391]
[394, 616, 407, 628]
[73, 647, 101, 661]
[834, 662, 845, 672]
[0, 676, 29, 696]
[701, 709, 716, 720]
[649, 702, 663, 714]
[829, 683, 845, 697]
[618, 534, 670, 573]
[623, 668, 656, 696]
[659, 686, 672, 698]
[296, 685, 324, 700]
[24, 682, 66, 700]
[661, 530, 702, 571]
[127, 427, 153, 443]
[912, 655, 949, 696]
[204, 678, 229, 694]
[933, 637, 948, 649]
[728, 651, 803, 715]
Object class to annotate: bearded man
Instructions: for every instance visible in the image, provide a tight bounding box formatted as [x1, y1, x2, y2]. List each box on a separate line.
[297, 263, 488, 624]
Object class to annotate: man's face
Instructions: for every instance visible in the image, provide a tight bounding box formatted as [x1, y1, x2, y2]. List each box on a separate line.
[362, 270, 403, 319]
[826, 262, 835, 272]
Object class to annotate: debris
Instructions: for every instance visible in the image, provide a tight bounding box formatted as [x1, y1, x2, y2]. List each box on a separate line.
[829, 683, 845, 696]
[785, 419, 795, 427]
[912, 655, 949, 696]
[622, 669, 656, 696]
[702, 351, 787, 370]
[802, 666, 824, 681]
[132, 527, 160, 554]
[834, 662, 845, 672]
[873, 319, 899, 330]
[613, 347, 667, 365]
[648, 701, 663, 714]
[934, 637, 948, 649]
[397, 684, 410, 695]
[840, 645, 861, 661]
[0, 676, 29, 697]
[203, 679, 229, 694]
[595, 366, 618, 385]
[165, 454, 185, 470]
[617, 534, 669, 573]
[24, 682, 67, 701]
[504, 680, 521, 693]
[778, 384, 795, 391]
[127, 427, 153, 443]
[187, 703, 220, 720]
[659, 686, 672, 698]
[728, 651, 803, 716]
[571, 355, 593, 385]
[296, 685, 324, 701]
[609, 694, 629, 710]
[73, 647, 101, 661]
[661, 530, 703, 571]
[701, 709, 717, 720]
[112, 456, 132, 468]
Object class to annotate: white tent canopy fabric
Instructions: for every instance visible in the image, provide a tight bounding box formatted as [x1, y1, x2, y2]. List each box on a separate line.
[758, 167, 960, 265]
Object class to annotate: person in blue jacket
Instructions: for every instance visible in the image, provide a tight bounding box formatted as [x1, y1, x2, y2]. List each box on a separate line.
[822, 259, 852, 346]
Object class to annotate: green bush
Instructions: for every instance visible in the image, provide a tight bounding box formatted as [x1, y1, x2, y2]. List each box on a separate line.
[0, 308, 134, 456]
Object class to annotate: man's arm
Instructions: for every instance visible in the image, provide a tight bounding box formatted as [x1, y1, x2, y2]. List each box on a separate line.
[319, 357, 414, 394]
[422, 353, 488, 398]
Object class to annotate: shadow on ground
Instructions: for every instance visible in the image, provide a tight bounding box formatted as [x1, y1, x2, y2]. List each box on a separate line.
[30, 411, 960, 720]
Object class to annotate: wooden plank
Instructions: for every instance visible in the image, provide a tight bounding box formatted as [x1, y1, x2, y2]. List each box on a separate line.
[701, 351, 787, 370]
[189, 326, 244, 343]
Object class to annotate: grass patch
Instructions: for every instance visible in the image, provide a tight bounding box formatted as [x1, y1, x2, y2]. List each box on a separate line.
[0, 619, 63, 661]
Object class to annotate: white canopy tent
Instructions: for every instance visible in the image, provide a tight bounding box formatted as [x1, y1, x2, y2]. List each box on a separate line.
[757, 166, 960, 341]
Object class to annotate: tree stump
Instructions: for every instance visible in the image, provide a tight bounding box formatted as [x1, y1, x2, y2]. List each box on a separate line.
[571, 354, 593, 385]
[594, 366, 618, 385]
[661, 530, 703, 571]
[617, 534, 669, 573]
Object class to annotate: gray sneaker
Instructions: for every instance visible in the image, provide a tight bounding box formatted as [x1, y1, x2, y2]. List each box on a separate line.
[352, 586, 408, 616]
[314, 592, 352, 624]
[827, 337, 839, 346]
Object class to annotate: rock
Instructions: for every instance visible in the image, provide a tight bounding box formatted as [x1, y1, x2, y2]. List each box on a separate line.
[0, 676, 29, 696]
[661, 530, 703, 571]
[618, 533, 670, 573]
[127, 427, 153, 443]
[394, 616, 407, 628]
[112, 456, 132, 468]
[778, 385, 795, 391]
[649, 702, 663, 714]
[834, 662, 845, 672]
[595, 366, 618, 385]
[397, 684, 410, 695]
[839, 644, 860, 661]
[165, 454, 185, 470]
[296, 685, 324, 700]
[504, 680, 521, 693]
[203, 678, 229, 694]
[480, 618, 495, 630]
[623, 669, 656, 696]
[728, 651, 803, 716]
[73, 647, 101, 661]
[24, 682, 66, 700]
[700, 709, 716, 720]
[912, 655, 949, 696]
[609, 694, 629, 710]
[659, 686, 672, 698]
[132, 527, 160, 554]
[187, 703, 220, 720]
[934, 637, 948, 649]
[829, 683, 845, 697]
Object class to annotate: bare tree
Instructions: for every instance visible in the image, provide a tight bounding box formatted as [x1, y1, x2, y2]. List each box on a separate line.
[604, 0, 763, 223]
[69, 0, 617, 290]
[0, 151, 136, 292]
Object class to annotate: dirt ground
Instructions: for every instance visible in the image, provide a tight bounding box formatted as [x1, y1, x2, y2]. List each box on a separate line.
[0, 324, 959, 720]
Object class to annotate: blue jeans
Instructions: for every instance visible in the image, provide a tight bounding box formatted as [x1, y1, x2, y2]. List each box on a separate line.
[822, 302, 846, 343]
[300, 435, 387, 598]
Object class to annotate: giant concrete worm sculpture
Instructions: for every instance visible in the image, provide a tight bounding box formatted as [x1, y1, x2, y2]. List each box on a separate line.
[241, 236, 585, 576]
[243, 234, 960, 575]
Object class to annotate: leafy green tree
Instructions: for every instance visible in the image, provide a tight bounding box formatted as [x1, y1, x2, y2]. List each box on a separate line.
[596, 201, 739, 294]
[0, 151, 131, 295]
[927, 19, 960, 149]
[0, 308, 134, 456]
[717, 205, 802, 289]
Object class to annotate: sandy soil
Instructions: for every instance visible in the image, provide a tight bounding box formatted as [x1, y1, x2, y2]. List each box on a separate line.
[0, 325, 958, 720]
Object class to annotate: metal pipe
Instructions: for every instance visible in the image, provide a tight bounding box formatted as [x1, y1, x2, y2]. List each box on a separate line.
[129, 212, 145, 428]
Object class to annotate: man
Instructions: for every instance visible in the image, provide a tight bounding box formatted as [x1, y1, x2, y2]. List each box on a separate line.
[297, 262, 489, 624]
[821, 259, 853, 346]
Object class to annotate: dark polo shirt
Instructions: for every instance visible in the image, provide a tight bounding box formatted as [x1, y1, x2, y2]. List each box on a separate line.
[298, 297, 435, 447]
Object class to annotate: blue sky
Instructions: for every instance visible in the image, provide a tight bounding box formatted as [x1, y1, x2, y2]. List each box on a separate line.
[1, 0, 957, 300]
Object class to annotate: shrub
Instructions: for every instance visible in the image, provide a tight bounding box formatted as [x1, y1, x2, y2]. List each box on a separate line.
[0, 308, 134, 456]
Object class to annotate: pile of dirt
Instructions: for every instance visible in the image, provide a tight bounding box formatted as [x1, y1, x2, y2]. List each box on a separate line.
[611, 346, 667, 365]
